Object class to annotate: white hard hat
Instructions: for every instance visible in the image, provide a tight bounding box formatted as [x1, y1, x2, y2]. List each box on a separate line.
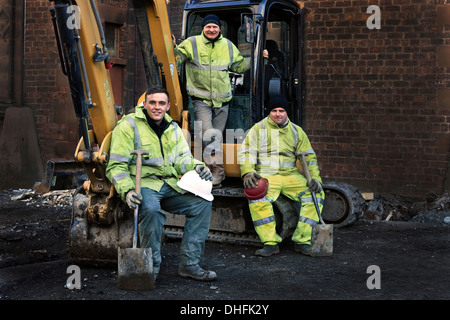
[177, 170, 214, 201]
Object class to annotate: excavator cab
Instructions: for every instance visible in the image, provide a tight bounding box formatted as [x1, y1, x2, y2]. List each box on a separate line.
[168, 1, 365, 245]
[177, 0, 306, 180]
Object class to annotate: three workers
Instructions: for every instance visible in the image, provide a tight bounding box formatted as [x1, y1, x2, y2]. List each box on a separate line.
[107, 14, 325, 283]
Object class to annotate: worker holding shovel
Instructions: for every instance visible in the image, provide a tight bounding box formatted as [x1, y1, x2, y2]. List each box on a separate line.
[107, 86, 216, 283]
[238, 94, 326, 257]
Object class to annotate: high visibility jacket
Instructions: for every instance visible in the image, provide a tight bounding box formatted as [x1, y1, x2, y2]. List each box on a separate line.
[106, 105, 203, 201]
[238, 116, 322, 183]
[174, 32, 250, 108]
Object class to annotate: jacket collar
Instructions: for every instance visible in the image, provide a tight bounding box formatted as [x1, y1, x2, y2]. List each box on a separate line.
[266, 115, 290, 130]
[201, 31, 223, 45]
[135, 104, 174, 123]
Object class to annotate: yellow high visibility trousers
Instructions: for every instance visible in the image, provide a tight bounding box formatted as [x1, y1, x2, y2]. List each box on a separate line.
[248, 174, 325, 245]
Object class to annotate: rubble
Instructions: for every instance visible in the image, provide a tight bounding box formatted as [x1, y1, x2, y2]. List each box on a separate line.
[8, 188, 450, 225]
[363, 192, 450, 225]
[10, 188, 75, 207]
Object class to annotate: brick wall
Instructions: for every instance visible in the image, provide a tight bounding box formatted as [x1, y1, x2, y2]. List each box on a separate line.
[19, 0, 450, 197]
[301, 0, 450, 197]
[23, 0, 139, 164]
[168, 0, 185, 39]
[24, 1, 79, 162]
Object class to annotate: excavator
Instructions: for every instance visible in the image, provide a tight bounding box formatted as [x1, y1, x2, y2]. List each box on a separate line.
[48, 0, 366, 265]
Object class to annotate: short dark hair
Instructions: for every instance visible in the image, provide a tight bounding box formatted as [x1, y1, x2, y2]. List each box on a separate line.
[145, 86, 169, 101]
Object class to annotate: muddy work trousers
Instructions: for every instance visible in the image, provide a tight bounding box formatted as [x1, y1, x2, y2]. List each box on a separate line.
[138, 183, 212, 278]
[248, 174, 325, 245]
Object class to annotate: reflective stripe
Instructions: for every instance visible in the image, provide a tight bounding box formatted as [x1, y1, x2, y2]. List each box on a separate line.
[300, 195, 325, 206]
[109, 153, 131, 163]
[239, 155, 256, 164]
[280, 161, 296, 167]
[187, 61, 229, 71]
[173, 122, 178, 144]
[186, 87, 232, 99]
[249, 196, 270, 204]
[301, 148, 315, 155]
[253, 215, 275, 227]
[143, 157, 164, 166]
[180, 158, 191, 174]
[226, 39, 233, 66]
[299, 216, 318, 226]
[125, 117, 141, 150]
[112, 171, 130, 185]
[291, 123, 299, 149]
[257, 159, 278, 166]
[190, 36, 199, 64]
[280, 152, 295, 157]
[256, 160, 296, 167]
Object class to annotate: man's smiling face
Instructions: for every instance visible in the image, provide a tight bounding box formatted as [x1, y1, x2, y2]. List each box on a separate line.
[269, 107, 288, 126]
[143, 92, 170, 125]
[203, 23, 220, 41]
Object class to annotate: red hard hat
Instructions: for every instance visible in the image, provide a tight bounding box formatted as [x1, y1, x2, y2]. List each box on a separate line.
[244, 178, 269, 200]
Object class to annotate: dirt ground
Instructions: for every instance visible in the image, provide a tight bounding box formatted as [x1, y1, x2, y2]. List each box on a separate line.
[0, 188, 449, 308]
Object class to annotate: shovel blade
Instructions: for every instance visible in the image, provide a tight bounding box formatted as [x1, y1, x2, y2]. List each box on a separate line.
[310, 224, 333, 256]
[117, 247, 155, 290]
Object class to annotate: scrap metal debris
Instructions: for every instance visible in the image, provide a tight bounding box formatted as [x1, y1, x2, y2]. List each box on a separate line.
[10, 189, 75, 207]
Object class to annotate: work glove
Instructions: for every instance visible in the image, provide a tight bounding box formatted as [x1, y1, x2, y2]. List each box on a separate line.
[308, 179, 323, 193]
[126, 190, 143, 209]
[195, 164, 213, 181]
[243, 172, 261, 189]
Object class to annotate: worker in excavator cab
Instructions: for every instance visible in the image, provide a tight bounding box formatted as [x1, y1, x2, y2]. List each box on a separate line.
[238, 94, 326, 257]
[173, 14, 268, 188]
[106, 86, 217, 282]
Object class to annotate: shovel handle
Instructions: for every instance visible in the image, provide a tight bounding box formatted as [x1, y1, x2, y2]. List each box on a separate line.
[299, 153, 326, 225]
[298, 152, 312, 185]
[130, 149, 149, 195]
[130, 149, 149, 249]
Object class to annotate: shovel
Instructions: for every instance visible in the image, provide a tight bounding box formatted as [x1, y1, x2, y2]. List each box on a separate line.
[299, 153, 333, 257]
[117, 149, 155, 290]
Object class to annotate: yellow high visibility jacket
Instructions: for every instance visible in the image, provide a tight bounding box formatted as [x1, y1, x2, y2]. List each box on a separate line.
[106, 105, 203, 201]
[238, 116, 322, 182]
[174, 32, 250, 108]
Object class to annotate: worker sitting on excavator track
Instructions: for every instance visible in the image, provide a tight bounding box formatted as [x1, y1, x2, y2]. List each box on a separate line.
[238, 94, 326, 257]
[106, 86, 217, 282]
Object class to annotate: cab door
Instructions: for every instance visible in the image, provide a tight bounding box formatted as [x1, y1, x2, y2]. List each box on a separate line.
[261, 3, 305, 125]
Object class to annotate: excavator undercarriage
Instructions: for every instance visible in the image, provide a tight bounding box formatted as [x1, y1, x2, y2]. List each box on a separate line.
[69, 178, 367, 266]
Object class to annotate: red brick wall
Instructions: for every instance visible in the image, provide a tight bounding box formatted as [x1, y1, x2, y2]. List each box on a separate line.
[300, 0, 450, 196]
[24, 0, 139, 163]
[20, 0, 450, 197]
[24, 1, 79, 161]
[168, 0, 185, 39]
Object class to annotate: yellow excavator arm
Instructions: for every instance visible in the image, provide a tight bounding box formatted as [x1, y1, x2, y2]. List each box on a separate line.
[51, 0, 179, 192]
[132, 0, 183, 121]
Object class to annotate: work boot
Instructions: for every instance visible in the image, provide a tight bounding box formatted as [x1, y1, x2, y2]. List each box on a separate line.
[178, 264, 217, 281]
[294, 243, 312, 256]
[255, 244, 279, 257]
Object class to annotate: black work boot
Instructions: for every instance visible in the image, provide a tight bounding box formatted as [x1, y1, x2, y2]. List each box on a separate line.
[255, 244, 280, 257]
[294, 243, 312, 256]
